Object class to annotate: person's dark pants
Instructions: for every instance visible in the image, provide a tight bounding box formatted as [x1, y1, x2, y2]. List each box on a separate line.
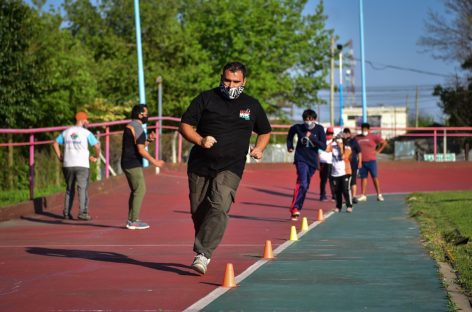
[188, 170, 241, 259]
[333, 175, 353, 210]
[62, 167, 90, 216]
[319, 162, 334, 199]
[123, 167, 146, 222]
[290, 161, 316, 212]
[350, 163, 358, 187]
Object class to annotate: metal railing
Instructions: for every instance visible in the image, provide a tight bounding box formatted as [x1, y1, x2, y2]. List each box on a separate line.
[1, 121, 471, 199]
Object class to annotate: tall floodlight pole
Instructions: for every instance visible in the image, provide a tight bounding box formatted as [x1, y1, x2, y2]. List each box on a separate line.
[156, 76, 163, 160]
[359, 0, 368, 123]
[337, 44, 344, 127]
[134, 0, 148, 166]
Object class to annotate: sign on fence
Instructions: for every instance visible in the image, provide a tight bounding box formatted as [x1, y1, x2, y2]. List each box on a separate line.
[424, 153, 456, 162]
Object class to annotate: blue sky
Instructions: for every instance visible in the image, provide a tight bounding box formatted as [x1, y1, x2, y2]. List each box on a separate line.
[305, 0, 457, 122]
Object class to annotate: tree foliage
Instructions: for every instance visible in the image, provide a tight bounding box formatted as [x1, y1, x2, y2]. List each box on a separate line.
[419, 0, 472, 126]
[1, 0, 332, 128]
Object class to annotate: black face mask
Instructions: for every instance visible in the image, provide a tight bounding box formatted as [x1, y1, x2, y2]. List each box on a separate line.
[140, 116, 148, 124]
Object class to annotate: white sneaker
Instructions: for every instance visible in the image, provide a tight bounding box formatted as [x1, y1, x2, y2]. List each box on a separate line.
[356, 195, 367, 202]
[192, 253, 211, 274]
[377, 194, 384, 201]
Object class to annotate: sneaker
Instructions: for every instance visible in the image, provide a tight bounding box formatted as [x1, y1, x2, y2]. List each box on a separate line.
[377, 194, 384, 201]
[63, 214, 73, 220]
[77, 213, 92, 221]
[352, 197, 358, 204]
[356, 195, 367, 202]
[333, 208, 340, 213]
[290, 215, 299, 221]
[126, 220, 150, 230]
[291, 208, 300, 216]
[320, 195, 328, 202]
[192, 253, 211, 274]
[346, 207, 353, 213]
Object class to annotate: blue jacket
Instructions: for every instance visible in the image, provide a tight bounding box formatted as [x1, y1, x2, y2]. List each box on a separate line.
[287, 123, 327, 168]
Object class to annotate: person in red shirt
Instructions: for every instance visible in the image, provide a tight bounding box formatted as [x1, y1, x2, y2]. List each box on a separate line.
[355, 123, 387, 202]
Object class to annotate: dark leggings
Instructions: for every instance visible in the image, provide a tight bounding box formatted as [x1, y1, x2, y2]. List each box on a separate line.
[333, 175, 353, 210]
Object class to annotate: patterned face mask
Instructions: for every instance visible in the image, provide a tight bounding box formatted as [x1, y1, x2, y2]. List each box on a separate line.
[220, 82, 245, 100]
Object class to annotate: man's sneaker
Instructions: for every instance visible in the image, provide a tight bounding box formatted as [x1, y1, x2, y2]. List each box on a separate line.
[356, 195, 367, 202]
[290, 214, 299, 221]
[333, 208, 340, 213]
[320, 195, 328, 202]
[346, 207, 353, 213]
[192, 253, 210, 274]
[377, 194, 385, 201]
[352, 197, 359, 204]
[63, 214, 73, 220]
[77, 213, 92, 221]
[126, 220, 150, 230]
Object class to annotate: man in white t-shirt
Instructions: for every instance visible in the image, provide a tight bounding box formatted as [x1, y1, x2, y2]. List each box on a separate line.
[53, 112, 100, 220]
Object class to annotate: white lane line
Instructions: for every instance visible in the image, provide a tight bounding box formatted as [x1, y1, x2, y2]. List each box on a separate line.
[184, 211, 334, 312]
[0, 244, 268, 248]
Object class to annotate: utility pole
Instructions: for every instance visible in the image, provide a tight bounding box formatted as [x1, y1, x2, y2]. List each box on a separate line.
[415, 86, 419, 127]
[330, 37, 335, 126]
[337, 44, 344, 127]
[359, 0, 368, 123]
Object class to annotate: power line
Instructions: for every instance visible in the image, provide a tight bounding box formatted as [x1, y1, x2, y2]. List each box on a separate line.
[355, 58, 451, 78]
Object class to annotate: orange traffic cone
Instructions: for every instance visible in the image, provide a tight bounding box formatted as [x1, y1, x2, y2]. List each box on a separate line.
[317, 209, 324, 222]
[263, 240, 274, 259]
[222, 263, 237, 288]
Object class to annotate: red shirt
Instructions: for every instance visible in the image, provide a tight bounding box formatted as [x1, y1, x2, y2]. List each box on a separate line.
[356, 133, 383, 162]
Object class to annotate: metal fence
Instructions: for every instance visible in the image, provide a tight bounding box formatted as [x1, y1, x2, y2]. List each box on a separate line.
[1, 120, 471, 199]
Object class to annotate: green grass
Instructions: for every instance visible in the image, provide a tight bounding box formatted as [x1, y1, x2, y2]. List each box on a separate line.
[0, 184, 64, 208]
[409, 191, 472, 298]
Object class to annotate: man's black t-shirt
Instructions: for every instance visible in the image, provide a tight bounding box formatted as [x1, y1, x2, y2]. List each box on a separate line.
[181, 88, 272, 177]
[121, 120, 147, 170]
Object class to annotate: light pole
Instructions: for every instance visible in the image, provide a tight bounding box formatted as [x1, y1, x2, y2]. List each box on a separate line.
[359, 0, 368, 123]
[133, 0, 148, 166]
[156, 76, 163, 160]
[337, 44, 344, 127]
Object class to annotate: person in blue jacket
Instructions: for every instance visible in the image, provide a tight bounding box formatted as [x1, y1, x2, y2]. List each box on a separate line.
[286, 109, 327, 220]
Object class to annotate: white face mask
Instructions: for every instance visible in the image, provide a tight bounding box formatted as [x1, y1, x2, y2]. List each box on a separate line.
[305, 121, 316, 130]
[362, 131, 368, 136]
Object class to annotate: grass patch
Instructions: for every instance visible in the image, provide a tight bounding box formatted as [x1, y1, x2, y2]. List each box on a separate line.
[0, 184, 64, 208]
[408, 191, 472, 298]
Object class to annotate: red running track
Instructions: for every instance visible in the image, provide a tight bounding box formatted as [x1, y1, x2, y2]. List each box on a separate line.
[0, 161, 471, 311]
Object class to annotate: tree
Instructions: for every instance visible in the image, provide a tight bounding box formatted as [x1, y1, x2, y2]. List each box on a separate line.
[419, 0, 472, 127]
[181, 0, 332, 113]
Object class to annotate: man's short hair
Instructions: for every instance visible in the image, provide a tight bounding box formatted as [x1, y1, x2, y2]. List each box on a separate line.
[302, 109, 317, 120]
[343, 127, 351, 134]
[361, 122, 370, 130]
[131, 104, 147, 119]
[222, 62, 247, 78]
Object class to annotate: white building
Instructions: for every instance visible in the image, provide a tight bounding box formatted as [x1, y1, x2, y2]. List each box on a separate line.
[342, 106, 407, 139]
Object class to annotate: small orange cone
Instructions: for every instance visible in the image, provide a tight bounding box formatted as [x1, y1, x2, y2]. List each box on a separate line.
[301, 217, 308, 231]
[317, 209, 324, 222]
[263, 240, 274, 259]
[289, 225, 298, 241]
[222, 263, 237, 288]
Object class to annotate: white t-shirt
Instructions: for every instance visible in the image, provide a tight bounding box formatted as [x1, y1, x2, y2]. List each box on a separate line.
[56, 126, 99, 168]
[319, 139, 333, 164]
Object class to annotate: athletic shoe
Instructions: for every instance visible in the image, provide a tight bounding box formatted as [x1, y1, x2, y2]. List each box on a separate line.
[77, 213, 92, 221]
[192, 253, 211, 274]
[63, 214, 73, 220]
[377, 194, 385, 202]
[126, 220, 150, 230]
[290, 215, 299, 221]
[352, 197, 358, 204]
[333, 208, 340, 213]
[356, 195, 367, 202]
[346, 207, 353, 213]
[320, 195, 328, 202]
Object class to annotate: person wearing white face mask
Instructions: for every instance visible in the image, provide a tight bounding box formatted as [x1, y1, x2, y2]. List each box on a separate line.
[287, 109, 327, 221]
[355, 123, 387, 202]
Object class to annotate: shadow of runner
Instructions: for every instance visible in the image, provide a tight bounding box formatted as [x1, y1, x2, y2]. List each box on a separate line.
[26, 247, 199, 276]
[21, 216, 125, 229]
